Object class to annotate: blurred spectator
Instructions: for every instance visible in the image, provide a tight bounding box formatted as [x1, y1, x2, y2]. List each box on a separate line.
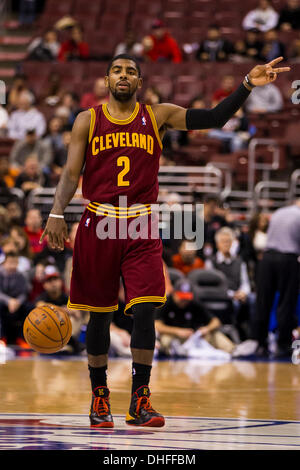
[142, 19, 182, 63]
[15, 154, 47, 196]
[244, 82, 283, 113]
[196, 25, 234, 62]
[6, 74, 33, 112]
[277, 0, 300, 31]
[114, 30, 143, 59]
[24, 208, 47, 254]
[50, 124, 72, 185]
[35, 265, 84, 354]
[80, 78, 108, 109]
[10, 225, 33, 262]
[7, 91, 46, 140]
[212, 75, 235, 104]
[0, 206, 11, 242]
[28, 259, 47, 302]
[58, 24, 90, 62]
[34, 232, 72, 274]
[248, 212, 269, 261]
[42, 116, 64, 157]
[27, 29, 60, 61]
[242, 0, 279, 32]
[208, 108, 251, 153]
[41, 72, 66, 107]
[0, 235, 32, 277]
[201, 195, 229, 256]
[233, 29, 264, 61]
[260, 29, 286, 61]
[56, 91, 83, 126]
[0, 252, 31, 347]
[143, 86, 162, 105]
[155, 278, 235, 356]
[6, 200, 24, 226]
[172, 239, 205, 275]
[0, 105, 9, 137]
[10, 129, 53, 170]
[0, 156, 19, 188]
[19, 0, 37, 26]
[206, 227, 255, 339]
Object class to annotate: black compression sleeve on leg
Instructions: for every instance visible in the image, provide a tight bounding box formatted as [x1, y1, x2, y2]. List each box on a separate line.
[130, 302, 157, 350]
[186, 82, 251, 130]
[86, 311, 113, 356]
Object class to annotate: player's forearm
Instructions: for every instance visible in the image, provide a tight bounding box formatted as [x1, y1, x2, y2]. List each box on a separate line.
[51, 166, 80, 215]
[186, 82, 251, 130]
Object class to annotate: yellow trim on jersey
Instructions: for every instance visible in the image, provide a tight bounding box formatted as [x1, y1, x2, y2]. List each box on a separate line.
[67, 299, 119, 312]
[102, 102, 140, 125]
[146, 105, 163, 150]
[124, 295, 167, 316]
[87, 202, 152, 218]
[88, 107, 96, 143]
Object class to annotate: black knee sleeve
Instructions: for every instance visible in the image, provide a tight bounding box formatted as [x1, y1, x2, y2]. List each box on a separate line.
[86, 311, 113, 356]
[130, 302, 156, 350]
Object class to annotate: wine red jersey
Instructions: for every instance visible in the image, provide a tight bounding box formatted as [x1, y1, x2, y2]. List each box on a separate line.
[82, 102, 163, 206]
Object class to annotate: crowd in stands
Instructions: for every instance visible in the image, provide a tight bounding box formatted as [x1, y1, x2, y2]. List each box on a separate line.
[0, 0, 299, 359]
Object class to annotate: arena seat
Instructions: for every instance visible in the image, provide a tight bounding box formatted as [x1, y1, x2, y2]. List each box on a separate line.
[167, 267, 185, 285]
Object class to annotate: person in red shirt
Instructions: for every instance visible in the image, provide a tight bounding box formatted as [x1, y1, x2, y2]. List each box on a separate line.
[212, 75, 235, 105]
[172, 239, 204, 275]
[24, 208, 47, 254]
[142, 19, 182, 63]
[80, 78, 109, 109]
[58, 25, 89, 62]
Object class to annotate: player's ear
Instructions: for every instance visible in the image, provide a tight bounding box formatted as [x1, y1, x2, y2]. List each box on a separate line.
[104, 75, 109, 88]
[138, 77, 143, 89]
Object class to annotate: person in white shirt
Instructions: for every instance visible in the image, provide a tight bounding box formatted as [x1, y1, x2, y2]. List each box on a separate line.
[7, 90, 46, 140]
[242, 0, 279, 32]
[244, 82, 283, 113]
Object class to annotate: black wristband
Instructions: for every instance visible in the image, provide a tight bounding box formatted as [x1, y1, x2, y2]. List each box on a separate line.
[245, 74, 255, 88]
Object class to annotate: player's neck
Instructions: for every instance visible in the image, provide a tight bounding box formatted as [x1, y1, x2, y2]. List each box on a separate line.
[106, 96, 137, 120]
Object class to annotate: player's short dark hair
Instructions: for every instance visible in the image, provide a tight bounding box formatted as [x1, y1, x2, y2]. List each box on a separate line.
[106, 54, 141, 77]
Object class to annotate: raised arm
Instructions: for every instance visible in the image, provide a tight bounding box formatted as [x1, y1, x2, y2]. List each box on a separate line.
[40, 110, 90, 251]
[152, 57, 290, 132]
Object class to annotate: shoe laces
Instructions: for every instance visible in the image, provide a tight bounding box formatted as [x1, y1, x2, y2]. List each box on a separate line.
[93, 396, 109, 416]
[136, 396, 156, 416]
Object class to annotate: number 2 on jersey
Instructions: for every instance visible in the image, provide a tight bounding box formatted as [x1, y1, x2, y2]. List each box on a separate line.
[117, 156, 130, 186]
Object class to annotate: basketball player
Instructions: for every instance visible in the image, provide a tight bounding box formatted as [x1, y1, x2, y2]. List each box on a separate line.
[40, 54, 290, 428]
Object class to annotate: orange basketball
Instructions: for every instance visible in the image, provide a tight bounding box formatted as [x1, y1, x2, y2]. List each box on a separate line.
[23, 304, 72, 354]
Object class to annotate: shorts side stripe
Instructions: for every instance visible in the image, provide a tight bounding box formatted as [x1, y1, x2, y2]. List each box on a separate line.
[67, 299, 119, 312]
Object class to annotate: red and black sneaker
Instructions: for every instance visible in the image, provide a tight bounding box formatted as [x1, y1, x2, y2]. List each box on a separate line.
[126, 385, 165, 427]
[89, 386, 114, 428]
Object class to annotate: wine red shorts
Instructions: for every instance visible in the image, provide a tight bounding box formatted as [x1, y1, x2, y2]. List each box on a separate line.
[68, 203, 166, 315]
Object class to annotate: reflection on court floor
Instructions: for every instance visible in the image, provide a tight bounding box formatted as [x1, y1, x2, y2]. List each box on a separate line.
[0, 413, 300, 450]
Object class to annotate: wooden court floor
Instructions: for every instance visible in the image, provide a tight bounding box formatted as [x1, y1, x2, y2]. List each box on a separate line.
[1, 356, 300, 450]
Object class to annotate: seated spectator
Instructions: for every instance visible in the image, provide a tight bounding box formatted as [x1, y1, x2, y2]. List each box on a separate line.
[0, 156, 19, 188]
[244, 82, 283, 113]
[242, 0, 279, 32]
[0, 236, 32, 277]
[0, 105, 8, 137]
[42, 116, 64, 157]
[208, 108, 251, 153]
[27, 29, 60, 61]
[201, 195, 229, 257]
[260, 29, 286, 61]
[56, 91, 83, 126]
[277, 0, 300, 31]
[28, 259, 47, 302]
[212, 75, 235, 105]
[6, 200, 24, 226]
[80, 78, 108, 109]
[172, 239, 205, 275]
[34, 234, 72, 274]
[233, 29, 264, 61]
[206, 227, 256, 339]
[40, 72, 66, 107]
[6, 73, 33, 113]
[10, 225, 33, 264]
[0, 252, 31, 347]
[248, 212, 269, 261]
[143, 86, 162, 105]
[58, 24, 90, 62]
[196, 25, 234, 62]
[155, 278, 235, 356]
[142, 19, 182, 63]
[50, 124, 72, 184]
[24, 208, 47, 255]
[10, 129, 53, 170]
[15, 154, 47, 196]
[114, 30, 143, 59]
[7, 91, 46, 140]
[35, 265, 84, 354]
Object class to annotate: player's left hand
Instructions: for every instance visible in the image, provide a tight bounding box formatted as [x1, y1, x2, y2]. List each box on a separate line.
[248, 56, 291, 87]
